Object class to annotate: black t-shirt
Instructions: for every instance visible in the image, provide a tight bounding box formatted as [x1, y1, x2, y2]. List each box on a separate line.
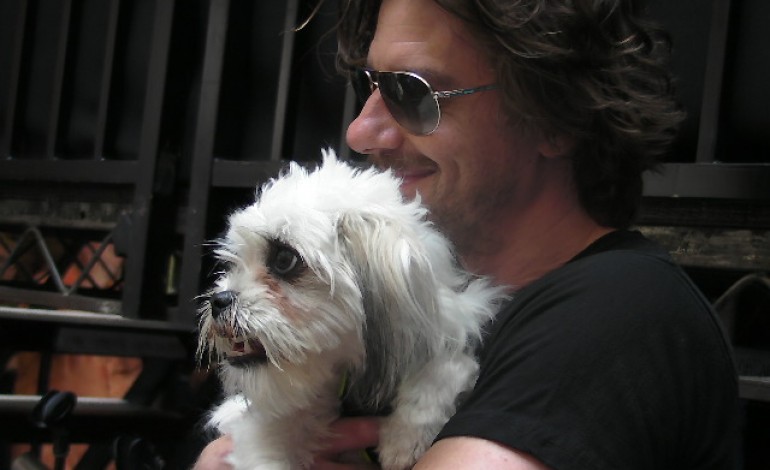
[436, 230, 741, 469]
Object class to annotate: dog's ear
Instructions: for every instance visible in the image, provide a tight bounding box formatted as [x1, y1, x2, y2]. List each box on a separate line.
[337, 211, 439, 405]
[338, 212, 439, 327]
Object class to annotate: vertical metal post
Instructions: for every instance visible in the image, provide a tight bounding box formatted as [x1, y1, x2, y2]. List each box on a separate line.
[696, 0, 733, 164]
[45, 0, 72, 159]
[269, 0, 299, 162]
[1, 0, 28, 159]
[93, 0, 122, 160]
[339, 85, 357, 161]
[121, 0, 175, 318]
[176, 0, 231, 325]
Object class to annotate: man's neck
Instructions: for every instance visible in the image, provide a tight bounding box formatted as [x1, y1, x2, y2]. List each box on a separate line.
[461, 194, 614, 292]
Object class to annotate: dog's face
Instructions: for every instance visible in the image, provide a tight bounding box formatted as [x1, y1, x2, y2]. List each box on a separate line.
[199, 187, 366, 377]
[197, 153, 437, 390]
[200, 231, 362, 370]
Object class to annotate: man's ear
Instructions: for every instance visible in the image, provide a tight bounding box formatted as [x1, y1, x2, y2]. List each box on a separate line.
[538, 134, 575, 159]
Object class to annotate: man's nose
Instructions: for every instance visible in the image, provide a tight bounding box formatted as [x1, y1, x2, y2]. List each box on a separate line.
[346, 89, 405, 155]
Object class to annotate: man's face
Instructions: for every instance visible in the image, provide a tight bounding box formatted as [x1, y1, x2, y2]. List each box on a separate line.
[346, 0, 550, 258]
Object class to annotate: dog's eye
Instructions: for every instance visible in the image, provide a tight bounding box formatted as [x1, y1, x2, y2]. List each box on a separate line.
[268, 245, 304, 279]
[215, 259, 235, 274]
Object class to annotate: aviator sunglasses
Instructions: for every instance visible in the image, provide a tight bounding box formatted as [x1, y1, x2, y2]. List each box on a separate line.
[351, 68, 497, 135]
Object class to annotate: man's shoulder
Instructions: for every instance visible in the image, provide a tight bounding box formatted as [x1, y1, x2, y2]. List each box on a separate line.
[570, 229, 672, 270]
[499, 230, 714, 336]
[524, 230, 686, 303]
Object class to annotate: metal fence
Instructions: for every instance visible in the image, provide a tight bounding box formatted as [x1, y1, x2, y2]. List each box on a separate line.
[0, 0, 767, 318]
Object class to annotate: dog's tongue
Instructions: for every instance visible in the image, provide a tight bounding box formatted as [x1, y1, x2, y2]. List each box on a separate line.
[227, 339, 267, 361]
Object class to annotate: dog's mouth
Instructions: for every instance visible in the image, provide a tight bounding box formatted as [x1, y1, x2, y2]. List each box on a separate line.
[225, 338, 268, 367]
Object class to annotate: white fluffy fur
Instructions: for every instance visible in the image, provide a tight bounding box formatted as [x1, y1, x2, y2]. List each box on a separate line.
[198, 150, 507, 469]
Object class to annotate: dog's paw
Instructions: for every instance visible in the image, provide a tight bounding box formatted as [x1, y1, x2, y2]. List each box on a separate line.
[377, 414, 438, 470]
[209, 394, 250, 434]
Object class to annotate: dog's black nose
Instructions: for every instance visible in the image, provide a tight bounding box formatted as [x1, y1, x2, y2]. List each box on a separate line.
[210, 290, 236, 319]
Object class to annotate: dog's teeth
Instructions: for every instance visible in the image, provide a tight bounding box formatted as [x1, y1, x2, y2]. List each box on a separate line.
[222, 337, 267, 362]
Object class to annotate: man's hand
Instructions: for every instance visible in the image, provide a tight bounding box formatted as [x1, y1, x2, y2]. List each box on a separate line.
[312, 417, 381, 470]
[192, 418, 379, 470]
[192, 435, 233, 470]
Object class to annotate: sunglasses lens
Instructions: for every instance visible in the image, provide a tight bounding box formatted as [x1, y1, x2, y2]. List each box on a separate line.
[378, 73, 440, 135]
[351, 69, 374, 104]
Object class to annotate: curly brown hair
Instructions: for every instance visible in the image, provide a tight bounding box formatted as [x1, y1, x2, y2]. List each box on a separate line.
[333, 0, 685, 228]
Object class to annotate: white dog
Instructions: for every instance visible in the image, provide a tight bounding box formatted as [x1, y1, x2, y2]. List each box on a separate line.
[198, 150, 506, 469]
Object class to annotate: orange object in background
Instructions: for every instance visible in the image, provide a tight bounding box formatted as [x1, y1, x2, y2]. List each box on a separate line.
[61, 241, 124, 290]
[8, 354, 143, 470]
[2, 237, 141, 469]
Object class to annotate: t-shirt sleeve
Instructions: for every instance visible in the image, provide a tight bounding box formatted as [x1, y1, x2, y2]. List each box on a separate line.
[435, 251, 739, 470]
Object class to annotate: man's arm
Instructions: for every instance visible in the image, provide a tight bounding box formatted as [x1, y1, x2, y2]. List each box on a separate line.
[311, 418, 550, 470]
[415, 437, 551, 470]
[192, 435, 233, 470]
[192, 419, 551, 469]
[312, 417, 380, 470]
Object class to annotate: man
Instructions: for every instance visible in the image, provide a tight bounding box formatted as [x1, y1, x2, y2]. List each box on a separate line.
[196, 0, 740, 468]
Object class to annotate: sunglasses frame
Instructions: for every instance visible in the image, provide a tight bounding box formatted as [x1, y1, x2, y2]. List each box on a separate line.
[354, 68, 497, 135]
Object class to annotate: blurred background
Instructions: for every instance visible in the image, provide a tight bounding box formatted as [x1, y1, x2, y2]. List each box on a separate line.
[0, 0, 768, 468]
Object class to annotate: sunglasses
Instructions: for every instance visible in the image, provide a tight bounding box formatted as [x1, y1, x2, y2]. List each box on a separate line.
[351, 68, 497, 135]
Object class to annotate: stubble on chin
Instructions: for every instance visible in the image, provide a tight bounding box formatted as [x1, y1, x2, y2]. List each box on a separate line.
[427, 202, 484, 263]
[425, 181, 514, 268]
